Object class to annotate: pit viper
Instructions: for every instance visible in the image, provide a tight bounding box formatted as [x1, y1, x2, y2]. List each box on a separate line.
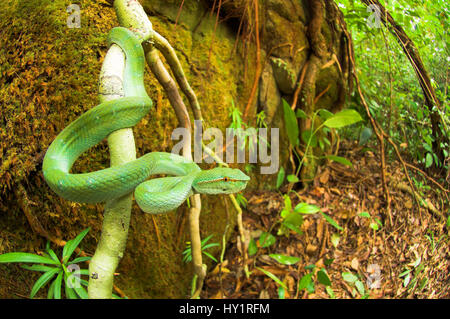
[42, 27, 249, 214]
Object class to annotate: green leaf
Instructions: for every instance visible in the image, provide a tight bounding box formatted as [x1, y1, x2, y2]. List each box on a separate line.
[21, 264, 57, 272]
[62, 228, 90, 264]
[298, 273, 314, 293]
[256, 267, 287, 290]
[296, 108, 308, 119]
[358, 211, 371, 218]
[45, 248, 60, 264]
[80, 279, 89, 287]
[282, 99, 299, 146]
[276, 167, 285, 189]
[317, 269, 332, 286]
[399, 269, 412, 277]
[53, 272, 63, 299]
[287, 174, 299, 183]
[294, 203, 320, 214]
[269, 254, 301, 265]
[324, 258, 334, 266]
[64, 273, 79, 299]
[283, 211, 304, 229]
[304, 264, 316, 271]
[301, 129, 318, 148]
[248, 239, 258, 256]
[320, 212, 343, 231]
[259, 232, 276, 248]
[283, 195, 292, 211]
[325, 155, 353, 167]
[326, 286, 336, 299]
[30, 268, 60, 299]
[0, 252, 60, 265]
[203, 251, 218, 263]
[73, 286, 89, 299]
[79, 269, 90, 276]
[331, 233, 340, 247]
[323, 109, 363, 128]
[318, 109, 334, 120]
[68, 256, 92, 265]
[425, 153, 433, 168]
[342, 272, 358, 283]
[355, 280, 366, 296]
[278, 286, 286, 299]
[47, 279, 56, 299]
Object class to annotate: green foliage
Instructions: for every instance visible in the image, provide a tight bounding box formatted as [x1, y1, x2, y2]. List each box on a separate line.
[297, 262, 335, 297]
[281, 102, 362, 183]
[359, 211, 383, 231]
[342, 271, 369, 298]
[235, 193, 248, 209]
[399, 254, 429, 293]
[282, 99, 299, 147]
[336, 0, 449, 171]
[276, 167, 286, 189]
[182, 234, 220, 263]
[277, 194, 343, 236]
[322, 109, 363, 129]
[0, 228, 91, 299]
[268, 254, 300, 265]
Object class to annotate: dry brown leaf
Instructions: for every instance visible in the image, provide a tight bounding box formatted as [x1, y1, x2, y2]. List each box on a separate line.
[351, 257, 360, 271]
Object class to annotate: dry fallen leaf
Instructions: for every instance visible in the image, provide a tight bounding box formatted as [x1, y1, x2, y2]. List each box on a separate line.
[351, 257, 360, 271]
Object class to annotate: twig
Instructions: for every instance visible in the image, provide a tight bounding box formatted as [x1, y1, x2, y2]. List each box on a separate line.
[243, 0, 261, 120]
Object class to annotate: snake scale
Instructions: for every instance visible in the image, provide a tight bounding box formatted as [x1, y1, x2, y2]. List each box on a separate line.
[43, 27, 249, 214]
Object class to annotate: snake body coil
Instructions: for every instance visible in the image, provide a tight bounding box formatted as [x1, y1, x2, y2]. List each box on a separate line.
[43, 27, 249, 214]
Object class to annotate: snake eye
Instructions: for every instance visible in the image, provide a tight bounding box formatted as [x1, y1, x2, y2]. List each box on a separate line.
[223, 177, 229, 182]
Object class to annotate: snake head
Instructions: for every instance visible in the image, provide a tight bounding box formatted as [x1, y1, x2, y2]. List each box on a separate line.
[193, 168, 250, 195]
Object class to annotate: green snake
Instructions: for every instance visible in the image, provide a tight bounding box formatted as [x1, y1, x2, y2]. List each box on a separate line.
[42, 27, 249, 214]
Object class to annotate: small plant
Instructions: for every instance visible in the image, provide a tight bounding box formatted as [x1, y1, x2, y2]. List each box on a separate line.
[228, 99, 270, 154]
[342, 271, 369, 298]
[0, 228, 91, 299]
[298, 260, 336, 298]
[282, 98, 362, 181]
[256, 110, 268, 129]
[278, 194, 343, 237]
[399, 255, 428, 293]
[254, 254, 301, 299]
[359, 211, 383, 231]
[182, 234, 220, 263]
[235, 193, 248, 209]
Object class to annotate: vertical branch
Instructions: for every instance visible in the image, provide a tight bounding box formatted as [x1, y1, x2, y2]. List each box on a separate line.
[89, 42, 134, 299]
[88, 0, 153, 299]
[144, 43, 205, 298]
[243, 0, 261, 120]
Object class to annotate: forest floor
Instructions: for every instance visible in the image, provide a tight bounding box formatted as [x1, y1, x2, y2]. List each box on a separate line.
[202, 140, 449, 299]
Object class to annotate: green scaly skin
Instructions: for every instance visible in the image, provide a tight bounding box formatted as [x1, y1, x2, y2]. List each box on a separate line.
[43, 27, 249, 214]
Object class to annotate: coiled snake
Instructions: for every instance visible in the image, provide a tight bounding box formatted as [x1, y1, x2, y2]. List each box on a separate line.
[43, 27, 249, 214]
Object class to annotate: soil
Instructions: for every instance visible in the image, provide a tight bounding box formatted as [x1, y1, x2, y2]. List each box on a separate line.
[201, 141, 449, 299]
